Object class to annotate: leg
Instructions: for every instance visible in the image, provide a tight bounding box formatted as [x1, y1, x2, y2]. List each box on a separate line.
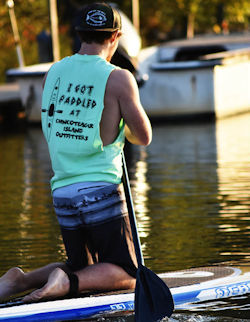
[23, 262, 135, 302]
[77, 262, 136, 291]
[0, 262, 66, 301]
[23, 215, 138, 302]
[60, 227, 94, 270]
[22, 184, 138, 302]
[53, 187, 95, 271]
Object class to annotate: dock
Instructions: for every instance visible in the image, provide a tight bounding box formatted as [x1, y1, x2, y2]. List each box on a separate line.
[0, 83, 24, 126]
[0, 83, 20, 103]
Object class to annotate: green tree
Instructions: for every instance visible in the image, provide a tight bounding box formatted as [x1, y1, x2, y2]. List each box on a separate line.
[224, 0, 250, 31]
[1, 1, 50, 76]
[1, 0, 71, 83]
[139, 0, 250, 44]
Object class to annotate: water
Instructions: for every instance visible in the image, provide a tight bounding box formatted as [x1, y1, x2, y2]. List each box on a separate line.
[1, 113, 250, 320]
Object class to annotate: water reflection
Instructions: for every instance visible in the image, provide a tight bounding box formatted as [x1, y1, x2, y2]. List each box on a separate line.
[129, 113, 250, 273]
[130, 121, 220, 272]
[131, 148, 151, 240]
[216, 114, 250, 263]
[0, 128, 65, 274]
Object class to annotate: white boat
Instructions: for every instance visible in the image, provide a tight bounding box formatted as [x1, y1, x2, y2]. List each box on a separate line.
[7, 29, 250, 122]
[138, 34, 250, 119]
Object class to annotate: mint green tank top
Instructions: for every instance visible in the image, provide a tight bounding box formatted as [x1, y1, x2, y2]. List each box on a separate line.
[41, 54, 125, 191]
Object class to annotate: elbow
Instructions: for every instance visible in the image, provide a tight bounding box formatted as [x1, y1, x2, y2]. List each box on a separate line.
[126, 133, 152, 146]
[142, 119, 152, 146]
[124, 124, 152, 146]
[140, 131, 152, 146]
[141, 135, 152, 146]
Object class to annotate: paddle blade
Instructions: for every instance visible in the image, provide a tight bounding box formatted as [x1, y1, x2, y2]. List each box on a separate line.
[135, 264, 174, 321]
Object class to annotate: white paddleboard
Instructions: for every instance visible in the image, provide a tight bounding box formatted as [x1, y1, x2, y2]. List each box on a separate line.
[0, 266, 249, 321]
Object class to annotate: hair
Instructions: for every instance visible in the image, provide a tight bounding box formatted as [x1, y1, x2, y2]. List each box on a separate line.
[76, 30, 115, 44]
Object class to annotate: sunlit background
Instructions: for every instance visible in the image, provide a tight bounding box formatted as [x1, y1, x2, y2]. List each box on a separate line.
[1, 0, 250, 320]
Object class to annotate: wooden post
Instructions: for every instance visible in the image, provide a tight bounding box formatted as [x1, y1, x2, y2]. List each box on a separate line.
[187, 12, 195, 39]
[49, 0, 60, 61]
[6, 0, 25, 67]
[132, 0, 140, 33]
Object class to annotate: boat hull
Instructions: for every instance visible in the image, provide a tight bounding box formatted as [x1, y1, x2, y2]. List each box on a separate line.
[138, 38, 250, 120]
[139, 64, 215, 118]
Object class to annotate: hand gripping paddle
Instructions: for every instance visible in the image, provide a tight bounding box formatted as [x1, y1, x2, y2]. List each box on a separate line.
[122, 151, 174, 321]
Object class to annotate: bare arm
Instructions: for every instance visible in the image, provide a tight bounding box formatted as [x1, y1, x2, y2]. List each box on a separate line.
[110, 69, 152, 146]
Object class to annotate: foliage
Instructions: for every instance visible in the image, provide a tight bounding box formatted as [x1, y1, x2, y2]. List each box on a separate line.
[1, 0, 49, 81]
[0, 0, 250, 83]
[0, 0, 71, 83]
[139, 0, 250, 44]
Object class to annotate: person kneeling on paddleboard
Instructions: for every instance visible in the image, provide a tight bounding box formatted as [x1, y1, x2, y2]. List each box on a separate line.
[0, 2, 151, 303]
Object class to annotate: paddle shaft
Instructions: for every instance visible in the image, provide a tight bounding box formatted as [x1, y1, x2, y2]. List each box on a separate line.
[122, 151, 144, 266]
[122, 151, 175, 320]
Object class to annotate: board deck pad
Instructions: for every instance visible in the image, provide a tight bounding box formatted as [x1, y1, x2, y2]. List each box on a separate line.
[159, 266, 237, 288]
[78, 266, 238, 298]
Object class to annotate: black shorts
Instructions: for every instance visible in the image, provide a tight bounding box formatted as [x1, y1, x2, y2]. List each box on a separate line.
[53, 183, 138, 278]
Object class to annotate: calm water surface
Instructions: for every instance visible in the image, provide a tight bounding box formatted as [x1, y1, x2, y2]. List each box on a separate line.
[1, 112, 250, 320]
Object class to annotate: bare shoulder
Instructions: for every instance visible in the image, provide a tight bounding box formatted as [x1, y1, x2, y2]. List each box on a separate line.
[106, 68, 137, 95]
[109, 68, 134, 82]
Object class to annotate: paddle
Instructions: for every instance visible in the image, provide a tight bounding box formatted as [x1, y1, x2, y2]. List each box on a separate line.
[122, 151, 174, 321]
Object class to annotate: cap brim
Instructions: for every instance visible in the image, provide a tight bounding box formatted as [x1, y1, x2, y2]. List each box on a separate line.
[75, 26, 119, 32]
